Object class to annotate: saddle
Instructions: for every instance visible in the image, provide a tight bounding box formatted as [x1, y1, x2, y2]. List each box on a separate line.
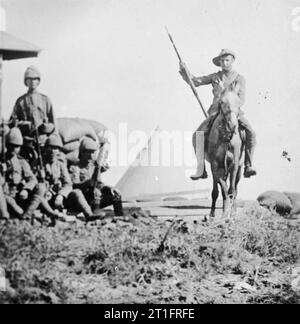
[204, 112, 246, 153]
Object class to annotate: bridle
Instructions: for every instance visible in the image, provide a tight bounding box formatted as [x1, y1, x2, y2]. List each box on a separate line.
[218, 102, 239, 143]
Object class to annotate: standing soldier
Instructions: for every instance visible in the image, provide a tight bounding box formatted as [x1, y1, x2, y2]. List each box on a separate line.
[179, 49, 257, 180]
[3, 127, 58, 222]
[10, 66, 56, 139]
[43, 135, 105, 221]
[69, 138, 124, 217]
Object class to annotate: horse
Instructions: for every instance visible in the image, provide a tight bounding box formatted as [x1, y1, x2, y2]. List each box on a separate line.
[206, 91, 245, 219]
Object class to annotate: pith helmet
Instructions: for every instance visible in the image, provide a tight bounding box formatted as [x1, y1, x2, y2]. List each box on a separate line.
[24, 66, 41, 84]
[80, 138, 98, 152]
[38, 123, 55, 135]
[7, 127, 23, 146]
[213, 49, 236, 67]
[45, 134, 63, 149]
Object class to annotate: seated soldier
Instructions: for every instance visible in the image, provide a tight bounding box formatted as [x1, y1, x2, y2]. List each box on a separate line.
[43, 135, 105, 221]
[0, 174, 9, 220]
[0, 132, 9, 220]
[3, 128, 58, 222]
[69, 138, 124, 217]
[179, 49, 257, 180]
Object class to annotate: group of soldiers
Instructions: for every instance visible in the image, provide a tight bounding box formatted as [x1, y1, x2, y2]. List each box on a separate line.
[0, 66, 123, 224]
[0, 49, 256, 223]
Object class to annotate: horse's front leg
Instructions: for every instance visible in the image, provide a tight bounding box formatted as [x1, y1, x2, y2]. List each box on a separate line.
[228, 159, 240, 216]
[208, 164, 219, 220]
[219, 178, 230, 218]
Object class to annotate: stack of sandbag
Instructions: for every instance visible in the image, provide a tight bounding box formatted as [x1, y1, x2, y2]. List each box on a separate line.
[284, 192, 300, 215]
[257, 190, 300, 216]
[57, 118, 107, 164]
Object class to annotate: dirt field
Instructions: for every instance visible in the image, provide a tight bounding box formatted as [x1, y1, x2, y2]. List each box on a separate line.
[0, 202, 299, 304]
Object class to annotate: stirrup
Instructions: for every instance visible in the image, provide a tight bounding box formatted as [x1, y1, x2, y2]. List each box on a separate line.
[191, 170, 208, 181]
[244, 167, 257, 178]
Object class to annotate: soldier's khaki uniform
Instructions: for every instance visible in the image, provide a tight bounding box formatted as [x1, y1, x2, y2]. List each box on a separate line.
[0, 175, 9, 219]
[10, 66, 57, 140]
[70, 160, 124, 216]
[191, 70, 256, 169]
[2, 127, 59, 221]
[3, 153, 41, 218]
[10, 91, 56, 134]
[44, 155, 97, 218]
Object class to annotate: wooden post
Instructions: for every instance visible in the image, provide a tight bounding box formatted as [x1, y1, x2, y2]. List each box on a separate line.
[0, 54, 3, 120]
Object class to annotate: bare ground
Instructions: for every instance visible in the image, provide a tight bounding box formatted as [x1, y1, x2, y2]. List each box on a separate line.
[0, 202, 299, 304]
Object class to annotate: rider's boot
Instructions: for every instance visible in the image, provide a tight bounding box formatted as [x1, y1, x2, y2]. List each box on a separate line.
[191, 145, 208, 180]
[244, 165, 257, 178]
[239, 117, 257, 178]
[244, 148, 257, 178]
[191, 129, 208, 181]
[191, 163, 208, 180]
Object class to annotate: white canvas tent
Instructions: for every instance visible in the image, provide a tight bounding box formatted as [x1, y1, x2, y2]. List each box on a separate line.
[116, 126, 209, 201]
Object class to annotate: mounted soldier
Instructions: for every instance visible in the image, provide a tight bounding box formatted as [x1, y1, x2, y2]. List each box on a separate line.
[43, 134, 105, 221]
[179, 49, 257, 180]
[69, 138, 124, 217]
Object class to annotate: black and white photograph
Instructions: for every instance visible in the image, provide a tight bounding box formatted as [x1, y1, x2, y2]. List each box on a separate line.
[0, 0, 299, 306]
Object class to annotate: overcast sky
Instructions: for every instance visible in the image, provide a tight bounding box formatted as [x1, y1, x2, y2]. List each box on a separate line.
[1, 0, 300, 199]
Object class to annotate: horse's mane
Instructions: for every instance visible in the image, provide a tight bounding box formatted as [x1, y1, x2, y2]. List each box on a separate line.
[220, 90, 241, 111]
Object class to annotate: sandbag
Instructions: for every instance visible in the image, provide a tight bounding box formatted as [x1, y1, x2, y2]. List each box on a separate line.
[57, 118, 98, 144]
[65, 149, 79, 165]
[257, 191, 293, 215]
[84, 119, 107, 137]
[63, 140, 80, 154]
[284, 192, 300, 215]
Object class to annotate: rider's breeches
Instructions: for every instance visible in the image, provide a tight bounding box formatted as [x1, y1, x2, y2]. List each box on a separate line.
[192, 115, 216, 154]
[193, 114, 256, 167]
[238, 116, 257, 167]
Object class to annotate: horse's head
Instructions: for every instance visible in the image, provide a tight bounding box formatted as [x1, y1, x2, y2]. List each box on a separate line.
[219, 91, 241, 140]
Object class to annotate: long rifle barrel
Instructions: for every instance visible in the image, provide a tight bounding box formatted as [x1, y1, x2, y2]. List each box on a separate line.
[166, 27, 208, 119]
[165, 27, 182, 63]
[31, 116, 45, 182]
